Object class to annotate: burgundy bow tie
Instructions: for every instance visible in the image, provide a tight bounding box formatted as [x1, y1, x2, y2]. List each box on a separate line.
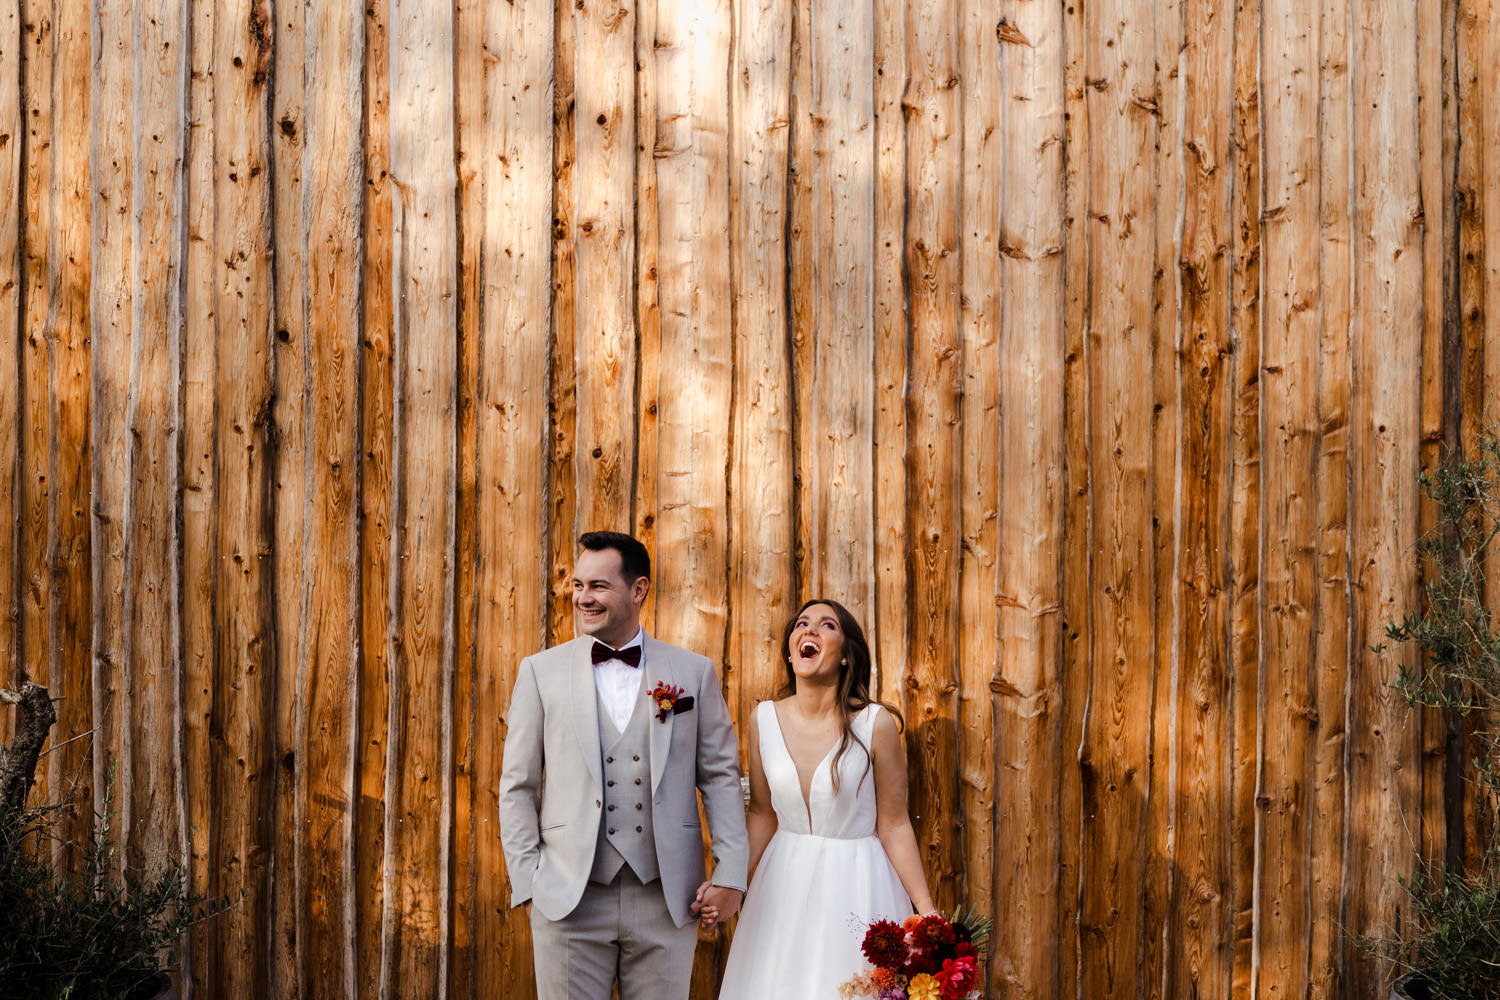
[591, 642, 641, 668]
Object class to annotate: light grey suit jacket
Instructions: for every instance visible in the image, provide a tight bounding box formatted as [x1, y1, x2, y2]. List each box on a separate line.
[497, 634, 749, 927]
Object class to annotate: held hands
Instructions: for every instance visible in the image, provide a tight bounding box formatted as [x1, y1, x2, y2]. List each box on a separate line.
[689, 881, 744, 929]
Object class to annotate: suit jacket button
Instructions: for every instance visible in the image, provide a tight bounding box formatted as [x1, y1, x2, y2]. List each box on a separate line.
[595, 800, 601, 807]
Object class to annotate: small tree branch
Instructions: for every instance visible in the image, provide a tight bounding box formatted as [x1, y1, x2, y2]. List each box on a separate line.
[0, 682, 59, 821]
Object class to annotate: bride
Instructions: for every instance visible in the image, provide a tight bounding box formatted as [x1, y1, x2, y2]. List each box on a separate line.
[705, 598, 936, 998]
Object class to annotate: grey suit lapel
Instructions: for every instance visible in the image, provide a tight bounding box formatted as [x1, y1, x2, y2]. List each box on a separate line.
[569, 638, 604, 786]
[642, 636, 673, 794]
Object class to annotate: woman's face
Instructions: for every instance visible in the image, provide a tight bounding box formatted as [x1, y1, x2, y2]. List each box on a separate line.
[787, 603, 846, 683]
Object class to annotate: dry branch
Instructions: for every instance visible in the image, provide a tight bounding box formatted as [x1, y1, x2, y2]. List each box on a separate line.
[0, 683, 57, 821]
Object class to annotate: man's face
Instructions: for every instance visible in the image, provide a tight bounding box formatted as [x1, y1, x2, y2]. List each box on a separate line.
[572, 547, 648, 648]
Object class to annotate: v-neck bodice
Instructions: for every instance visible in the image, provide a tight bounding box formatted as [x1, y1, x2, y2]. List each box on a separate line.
[758, 701, 880, 839]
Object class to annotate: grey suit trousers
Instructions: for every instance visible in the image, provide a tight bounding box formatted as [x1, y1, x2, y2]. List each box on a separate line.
[528, 870, 699, 1000]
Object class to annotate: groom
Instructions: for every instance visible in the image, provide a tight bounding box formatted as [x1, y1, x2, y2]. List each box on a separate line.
[498, 530, 748, 1000]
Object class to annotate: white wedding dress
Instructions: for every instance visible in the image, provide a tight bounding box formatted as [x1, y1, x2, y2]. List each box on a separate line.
[717, 702, 912, 999]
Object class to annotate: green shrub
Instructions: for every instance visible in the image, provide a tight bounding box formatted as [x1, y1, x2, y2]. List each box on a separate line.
[0, 764, 237, 1000]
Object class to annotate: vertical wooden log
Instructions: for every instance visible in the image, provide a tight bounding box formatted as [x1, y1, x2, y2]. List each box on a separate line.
[787, 0, 812, 602]
[386, 0, 458, 991]
[17, 0, 51, 724]
[728, 0, 795, 728]
[0, 0, 18, 700]
[871, 0, 906, 701]
[44, 0, 92, 869]
[1344, 0, 1424, 992]
[1078, 0, 1159, 995]
[1258, 0, 1322, 995]
[548, 0, 579, 644]
[357, 0, 395, 994]
[209, 2, 277, 997]
[451, 0, 482, 992]
[125, 0, 189, 878]
[1141, 0, 1180, 988]
[181, 0, 219, 991]
[1058, 0, 1090, 992]
[88, 0, 132, 858]
[647, 0, 735, 985]
[1310, 0, 1353, 979]
[957, 0, 1000, 936]
[903, 0, 963, 912]
[1456, 0, 1488, 457]
[631, 0, 659, 631]
[1415, 0, 1454, 878]
[794, 0, 876, 616]
[1455, 0, 1500, 880]
[1226, 0, 1263, 990]
[269, 0, 307, 992]
[297, 2, 363, 996]
[649, 0, 731, 670]
[992, 3, 1067, 995]
[21, 0, 90, 867]
[479, 0, 553, 991]
[569, 0, 636, 535]
[1166, 0, 1235, 995]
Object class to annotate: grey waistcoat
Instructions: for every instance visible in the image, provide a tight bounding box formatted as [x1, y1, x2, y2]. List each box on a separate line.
[589, 689, 659, 884]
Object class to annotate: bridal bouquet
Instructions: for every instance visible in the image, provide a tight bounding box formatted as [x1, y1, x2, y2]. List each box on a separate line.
[838, 909, 990, 1000]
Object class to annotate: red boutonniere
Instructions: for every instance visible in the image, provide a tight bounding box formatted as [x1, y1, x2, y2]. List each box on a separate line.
[649, 682, 692, 722]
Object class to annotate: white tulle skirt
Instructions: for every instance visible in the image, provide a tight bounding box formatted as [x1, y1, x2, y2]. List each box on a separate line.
[717, 830, 912, 999]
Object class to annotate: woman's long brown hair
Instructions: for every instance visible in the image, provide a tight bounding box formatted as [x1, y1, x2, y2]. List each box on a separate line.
[777, 598, 904, 793]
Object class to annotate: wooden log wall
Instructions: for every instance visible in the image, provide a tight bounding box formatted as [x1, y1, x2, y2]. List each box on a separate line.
[0, 0, 1496, 997]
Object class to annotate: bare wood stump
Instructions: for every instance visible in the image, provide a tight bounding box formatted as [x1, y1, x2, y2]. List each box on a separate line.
[0, 683, 57, 821]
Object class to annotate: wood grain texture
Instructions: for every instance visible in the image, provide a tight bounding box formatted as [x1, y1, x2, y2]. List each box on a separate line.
[1079, 0, 1160, 995]
[902, 0, 963, 912]
[297, 1, 363, 995]
[727, 0, 795, 728]
[1167, 0, 1235, 994]
[356, 1, 395, 996]
[0, 0, 18, 702]
[1311, 0, 1353, 978]
[1227, 0, 1263, 992]
[46, 0, 93, 869]
[958, 0, 999, 935]
[796, 0, 875, 616]
[87, 0, 131, 856]
[992, 2, 1067, 995]
[180, 0, 219, 991]
[1259, 0, 1322, 993]
[209, 3, 277, 997]
[1344, 1, 1425, 992]
[123, 0, 188, 880]
[871, 0, 906, 703]
[478, 0, 553, 990]
[451, 0, 481, 990]
[270, 0, 307, 991]
[569, 0, 636, 536]
[386, 0, 458, 992]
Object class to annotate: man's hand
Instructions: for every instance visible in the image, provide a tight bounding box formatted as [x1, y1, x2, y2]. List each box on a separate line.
[688, 881, 743, 929]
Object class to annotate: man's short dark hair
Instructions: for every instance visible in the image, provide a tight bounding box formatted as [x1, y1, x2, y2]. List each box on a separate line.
[577, 531, 652, 583]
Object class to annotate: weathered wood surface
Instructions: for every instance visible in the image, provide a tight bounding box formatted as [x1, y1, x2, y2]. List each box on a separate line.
[0, 2, 1495, 998]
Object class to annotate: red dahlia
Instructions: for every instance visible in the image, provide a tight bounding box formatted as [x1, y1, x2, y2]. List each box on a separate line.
[860, 919, 908, 970]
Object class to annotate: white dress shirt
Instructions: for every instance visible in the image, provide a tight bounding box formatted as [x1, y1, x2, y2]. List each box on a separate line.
[593, 628, 645, 732]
